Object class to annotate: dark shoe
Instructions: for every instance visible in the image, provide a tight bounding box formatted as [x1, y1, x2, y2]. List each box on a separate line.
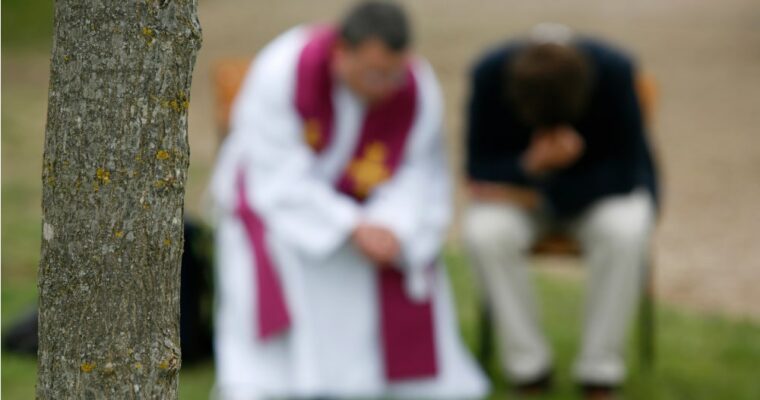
[514, 370, 553, 397]
[580, 383, 621, 400]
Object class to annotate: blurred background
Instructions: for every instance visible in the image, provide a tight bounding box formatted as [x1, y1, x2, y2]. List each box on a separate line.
[3, 0, 760, 398]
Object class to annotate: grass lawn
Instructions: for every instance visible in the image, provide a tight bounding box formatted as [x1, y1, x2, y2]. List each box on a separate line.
[3, 250, 760, 399]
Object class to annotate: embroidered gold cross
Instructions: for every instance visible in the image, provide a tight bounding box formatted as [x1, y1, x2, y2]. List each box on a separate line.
[348, 141, 391, 198]
[303, 119, 322, 150]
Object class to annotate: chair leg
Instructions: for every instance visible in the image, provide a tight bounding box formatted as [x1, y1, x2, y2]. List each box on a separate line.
[639, 258, 655, 369]
[478, 299, 494, 377]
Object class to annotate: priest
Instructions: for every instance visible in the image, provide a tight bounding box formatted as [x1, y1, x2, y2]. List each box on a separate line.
[208, 2, 488, 399]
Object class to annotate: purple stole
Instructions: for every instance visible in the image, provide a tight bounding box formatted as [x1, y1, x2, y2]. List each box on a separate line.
[236, 26, 438, 382]
[235, 172, 291, 339]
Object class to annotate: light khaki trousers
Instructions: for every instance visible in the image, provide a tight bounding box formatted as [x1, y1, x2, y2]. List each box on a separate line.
[463, 189, 655, 385]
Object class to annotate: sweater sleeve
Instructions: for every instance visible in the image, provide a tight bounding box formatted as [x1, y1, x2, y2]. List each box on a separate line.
[465, 54, 534, 186]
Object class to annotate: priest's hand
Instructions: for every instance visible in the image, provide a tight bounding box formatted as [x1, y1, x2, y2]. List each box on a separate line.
[468, 181, 541, 211]
[352, 223, 401, 266]
[521, 125, 584, 176]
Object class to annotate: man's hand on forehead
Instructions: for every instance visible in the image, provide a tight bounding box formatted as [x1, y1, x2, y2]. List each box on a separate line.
[522, 125, 585, 176]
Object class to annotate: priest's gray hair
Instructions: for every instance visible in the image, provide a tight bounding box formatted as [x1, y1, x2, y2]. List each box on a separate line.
[339, 0, 412, 51]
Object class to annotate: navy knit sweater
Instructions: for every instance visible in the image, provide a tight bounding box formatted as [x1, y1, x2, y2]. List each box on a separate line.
[465, 37, 659, 217]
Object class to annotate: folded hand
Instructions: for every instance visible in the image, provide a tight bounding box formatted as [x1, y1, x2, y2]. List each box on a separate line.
[352, 223, 401, 267]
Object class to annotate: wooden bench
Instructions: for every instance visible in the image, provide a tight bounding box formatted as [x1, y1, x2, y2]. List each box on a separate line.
[212, 58, 254, 139]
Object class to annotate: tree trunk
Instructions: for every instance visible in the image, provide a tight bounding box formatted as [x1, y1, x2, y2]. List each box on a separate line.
[37, 1, 201, 398]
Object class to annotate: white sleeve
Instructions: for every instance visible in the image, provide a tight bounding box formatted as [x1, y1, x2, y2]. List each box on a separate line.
[362, 59, 452, 291]
[212, 28, 360, 260]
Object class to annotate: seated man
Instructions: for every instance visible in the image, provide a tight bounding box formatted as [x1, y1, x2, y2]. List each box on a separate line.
[463, 24, 659, 399]
[208, 1, 487, 399]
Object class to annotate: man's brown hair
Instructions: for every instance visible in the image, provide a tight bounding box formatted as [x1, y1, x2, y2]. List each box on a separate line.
[507, 42, 592, 127]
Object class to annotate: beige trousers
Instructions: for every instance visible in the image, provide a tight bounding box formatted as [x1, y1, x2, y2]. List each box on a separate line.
[463, 189, 655, 385]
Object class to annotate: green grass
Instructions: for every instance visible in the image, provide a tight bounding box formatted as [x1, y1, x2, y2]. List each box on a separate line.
[3, 253, 760, 399]
[444, 252, 760, 399]
[2, 0, 54, 51]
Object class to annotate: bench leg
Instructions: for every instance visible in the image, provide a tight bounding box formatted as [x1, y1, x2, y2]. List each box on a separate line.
[639, 257, 655, 369]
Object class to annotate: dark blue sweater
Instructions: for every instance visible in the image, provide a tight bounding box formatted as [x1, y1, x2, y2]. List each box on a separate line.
[465, 38, 659, 217]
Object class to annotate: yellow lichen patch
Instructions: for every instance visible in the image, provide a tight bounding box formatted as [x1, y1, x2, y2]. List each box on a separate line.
[142, 26, 155, 39]
[114, 230, 124, 239]
[133, 362, 143, 370]
[96, 168, 111, 185]
[162, 91, 189, 113]
[163, 238, 172, 247]
[158, 360, 170, 370]
[153, 180, 166, 189]
[178, 90, 190, 111]
[156, 150, 170, 160]
[80, 362, 96, 373]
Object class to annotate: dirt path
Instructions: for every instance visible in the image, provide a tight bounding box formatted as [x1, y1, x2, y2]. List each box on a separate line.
[5, 0, 760, 318]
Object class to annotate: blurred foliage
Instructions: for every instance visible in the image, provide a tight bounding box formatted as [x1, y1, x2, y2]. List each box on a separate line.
[2, 0, 54, 51]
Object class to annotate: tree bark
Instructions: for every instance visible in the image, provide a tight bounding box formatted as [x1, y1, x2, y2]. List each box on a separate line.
[37, 1, 201, 398]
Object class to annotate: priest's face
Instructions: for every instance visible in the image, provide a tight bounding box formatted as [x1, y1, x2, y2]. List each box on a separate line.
[333, 38, 409, 104]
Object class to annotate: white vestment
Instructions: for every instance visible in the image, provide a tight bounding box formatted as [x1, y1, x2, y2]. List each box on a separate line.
[208, 27, 488, 400]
